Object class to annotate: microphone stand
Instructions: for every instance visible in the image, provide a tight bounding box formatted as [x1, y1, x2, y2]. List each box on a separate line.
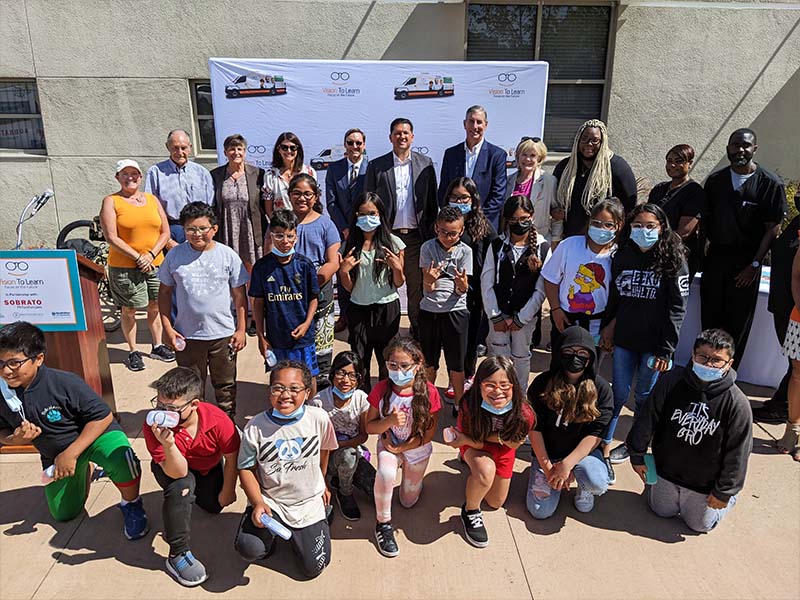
[14, 194, 41, 250]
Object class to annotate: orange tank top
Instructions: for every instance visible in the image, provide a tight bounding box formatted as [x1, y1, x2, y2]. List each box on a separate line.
[107, 193, 165, 268]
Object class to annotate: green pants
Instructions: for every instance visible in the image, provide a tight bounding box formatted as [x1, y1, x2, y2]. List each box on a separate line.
[44, 430, 141, 522]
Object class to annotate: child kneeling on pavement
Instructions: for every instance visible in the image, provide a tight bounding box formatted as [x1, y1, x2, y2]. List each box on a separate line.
[143, 367, 241, 586]
[0, 321, 148, 538]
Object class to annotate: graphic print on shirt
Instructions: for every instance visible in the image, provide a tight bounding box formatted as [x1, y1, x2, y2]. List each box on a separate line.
[567, 262, 606, 314]
[670, 402, 721, 446]
[41, 405, 63, 423]
[258, 435, 320, 475]
[385, 397, 414, 441]
[177, 257, 228, 298]
[615, 270, 691, 300]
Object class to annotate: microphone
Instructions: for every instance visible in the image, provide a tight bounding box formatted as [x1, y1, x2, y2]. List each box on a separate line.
[29, 189, 54, 216]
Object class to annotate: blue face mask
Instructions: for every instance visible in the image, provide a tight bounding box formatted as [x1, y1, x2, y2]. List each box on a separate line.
[332, 386, 355, 400]
[450, 202, 472, 215]
[271, 404, 306, 420]
[1, 379, 24, 417]
[481, 399, 513, 415]
[588, 225, 616, 245]
[272, 245, 296, 257]
[631, 227, 660, 250]
[388, 368, 415, 387]
[692, 361, 727, 383]
[356, 215, 381, 232]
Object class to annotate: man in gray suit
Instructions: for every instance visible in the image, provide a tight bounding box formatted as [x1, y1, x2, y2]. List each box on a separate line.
[326, 128, 368, 331]
[365, 118, 438, 339]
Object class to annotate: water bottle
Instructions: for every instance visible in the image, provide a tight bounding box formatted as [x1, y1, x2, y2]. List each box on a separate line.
[443, 427, 457, 443]
[260, 513, 292, 540]
[647, 356, 673, 371]
[41, 465, 55, 485]
[146, 410, 180, 428]
[173, 337, 186, 352]
[644, 453, 658, 485]
[266, 349, 277, 369]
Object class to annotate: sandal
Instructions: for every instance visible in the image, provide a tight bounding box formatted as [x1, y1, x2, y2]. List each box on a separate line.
[777, 422, 800, 461]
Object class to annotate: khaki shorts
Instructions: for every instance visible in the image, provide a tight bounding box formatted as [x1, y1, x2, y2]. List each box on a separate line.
[108, 266, 160, 308]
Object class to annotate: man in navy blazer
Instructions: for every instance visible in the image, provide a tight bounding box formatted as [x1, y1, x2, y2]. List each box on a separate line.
[437, 105, 507, 228]
[326, 128, 368, 330]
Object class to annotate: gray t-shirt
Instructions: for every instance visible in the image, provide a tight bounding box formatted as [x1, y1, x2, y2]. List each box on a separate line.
[158, 241, 249, 340]
[419, 239, 473, 313]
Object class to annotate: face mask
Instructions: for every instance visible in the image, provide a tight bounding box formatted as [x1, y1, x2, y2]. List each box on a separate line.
[481, 399, 513, 415]
[1, 379, 24, 418]
[588, 225, 616, 245]
[450, 203, 472, 215]
[272, 245, 296, 257]
[388, 368, 415, 387]
[332, 386, 355, 400]
[631, 227, 660, 250]
[356, 215, 381, 232]
[692, 361, 726, 383]
[509, 221, 533, 236]
[561, 352, 590, 374]
[271, 404, 306, 420]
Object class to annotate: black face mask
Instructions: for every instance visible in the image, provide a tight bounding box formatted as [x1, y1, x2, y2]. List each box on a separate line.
[561, 352, 590, 374]
[509, 220, 533, 236]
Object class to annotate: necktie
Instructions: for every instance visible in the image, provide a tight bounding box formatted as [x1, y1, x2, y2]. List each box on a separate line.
[350, 164, 358, 186]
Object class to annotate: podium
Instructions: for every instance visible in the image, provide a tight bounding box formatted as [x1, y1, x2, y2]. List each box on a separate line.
[0, 253, 116, 455]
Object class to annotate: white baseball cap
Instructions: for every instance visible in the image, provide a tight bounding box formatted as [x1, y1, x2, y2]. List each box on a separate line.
[115, 159, 142, 174]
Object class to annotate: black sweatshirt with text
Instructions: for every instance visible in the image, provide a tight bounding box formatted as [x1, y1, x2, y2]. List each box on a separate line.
[626, 366, 752, 502]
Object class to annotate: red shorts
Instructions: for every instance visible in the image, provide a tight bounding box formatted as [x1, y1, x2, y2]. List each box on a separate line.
[460, 442, 517, 479]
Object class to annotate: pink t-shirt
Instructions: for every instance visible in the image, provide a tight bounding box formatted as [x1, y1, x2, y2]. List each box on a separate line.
[367, 379, 442, 443]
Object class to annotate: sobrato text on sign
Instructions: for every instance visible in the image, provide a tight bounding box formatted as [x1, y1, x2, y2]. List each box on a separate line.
[0, 250, 87, 331]
[208, 58, 549, 197]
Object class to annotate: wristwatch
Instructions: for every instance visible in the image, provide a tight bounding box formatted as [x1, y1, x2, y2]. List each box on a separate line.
[751, 260, 761, 268]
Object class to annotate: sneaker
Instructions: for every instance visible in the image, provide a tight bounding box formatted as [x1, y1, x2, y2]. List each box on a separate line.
[574, 488, 595, 513]
[604, 457, 616, 485]
[752, 403, 789, 425]
[336, 489, 361, 521]
[166, 551, 208, 587]
[464, 376, 474, 393]
[246, 320, 257, 337]
[119, 498, 149, 540]
[374, 522, 399, 557]
[445, 384, 455, 400]
[151, 344, 176, 362]
[127, 351, 145, 372]
[460, 504, 488, 548]
[609, 443, 630, 464]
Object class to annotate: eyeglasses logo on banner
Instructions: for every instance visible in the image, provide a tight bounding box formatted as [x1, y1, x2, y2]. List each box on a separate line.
[247, 145, 268, 155]
[330, 71, 350, 83]
[322, 71, 360, 97]
[415, 146, 429, 155]
[490, 72, 526, 98]
[5, 261, 29, 276]
[497, 72, 517, 86]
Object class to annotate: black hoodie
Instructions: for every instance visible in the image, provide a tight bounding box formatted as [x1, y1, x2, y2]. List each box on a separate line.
[626, 365, 752, 502]
[527, 326, 614, 460]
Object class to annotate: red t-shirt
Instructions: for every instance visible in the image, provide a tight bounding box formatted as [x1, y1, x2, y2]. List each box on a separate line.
[144, 402, 241, 475]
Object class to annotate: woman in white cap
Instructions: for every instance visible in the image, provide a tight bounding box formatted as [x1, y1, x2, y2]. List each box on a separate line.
[100, 159, 175, 372]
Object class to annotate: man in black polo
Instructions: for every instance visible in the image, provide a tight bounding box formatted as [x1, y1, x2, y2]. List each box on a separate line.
[700, 128, 786, 370]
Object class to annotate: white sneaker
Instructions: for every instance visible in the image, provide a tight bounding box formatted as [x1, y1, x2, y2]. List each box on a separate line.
[574, 489, 595, 513]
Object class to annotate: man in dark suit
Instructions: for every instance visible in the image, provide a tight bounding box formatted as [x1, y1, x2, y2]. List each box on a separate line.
[437, 105, 507, 229]
[365, 117, 438, 338]
[326, 128, 368, 332]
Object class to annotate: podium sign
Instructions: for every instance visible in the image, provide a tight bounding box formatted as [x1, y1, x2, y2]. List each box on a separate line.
[0, 250, 87, 331]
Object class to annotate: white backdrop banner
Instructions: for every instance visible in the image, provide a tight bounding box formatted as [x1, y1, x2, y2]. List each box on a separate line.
[208, 59, 548, 189]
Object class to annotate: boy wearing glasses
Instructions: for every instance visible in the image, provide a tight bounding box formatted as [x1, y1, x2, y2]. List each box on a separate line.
[158, 202, 249, 420]
[143, 367, 240, 586]
[626, 329, 753, 533]
[235, 360, 338, 578]
[0, 321, 148, 539]
[250, 209, 320, 395]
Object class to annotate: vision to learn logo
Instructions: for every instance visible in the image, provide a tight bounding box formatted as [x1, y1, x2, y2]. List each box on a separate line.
[489, 72, 526, 99]
[5, 261, 29, 276]
[322, 71, 360, 97]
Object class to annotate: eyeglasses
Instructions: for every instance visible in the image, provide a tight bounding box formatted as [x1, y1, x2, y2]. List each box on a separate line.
[345, 140, 364, 147]
[333, 369, 360, 382]
[520, 136, 541, 143]
[279, 144, 298, 153]
[270, 232, 297, 242]
[150, 395, 194, 412]
[0, 357, 33, 371]
[269, 384, 308, 396]
[447, 194, 471, 203]
[481, 381, 514, 393]
[437, 229, 462, 239]
[590, 219, 617, 230]
[184, 226, 213, 234]
[693, 352, 730, 368]
[630, 223, 660, 231]
[386, 361, 415, 371]
[580, 138, 602, 147]
[289, 191, 316, 201]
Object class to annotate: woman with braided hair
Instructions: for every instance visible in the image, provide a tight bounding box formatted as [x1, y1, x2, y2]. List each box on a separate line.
[553, 120, 637, 238]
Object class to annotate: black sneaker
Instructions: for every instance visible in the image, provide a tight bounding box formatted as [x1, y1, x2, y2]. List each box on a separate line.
[151, 344, 176, 362]
[604, 456, 616, 485]
[127, 351, 145, 371]
[336, 490, 361, 521]
[246, 320, 257, 337]
[752, 403, 789, 425]
[374, 522, 399, 557]
[609, 443, 630, 464]
[461, 504, 488, 548]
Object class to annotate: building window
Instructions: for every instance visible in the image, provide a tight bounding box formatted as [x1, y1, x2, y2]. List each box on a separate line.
[191, 80, 216, 152]
[467, 2, 613, 151]
[0, 80, 46, 152]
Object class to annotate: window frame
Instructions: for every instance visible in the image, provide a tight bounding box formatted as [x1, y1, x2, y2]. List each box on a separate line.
[0, 78, 47, 156]
[189, 79, 217, 157]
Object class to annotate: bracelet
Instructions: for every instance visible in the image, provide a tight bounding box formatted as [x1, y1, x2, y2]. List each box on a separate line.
[148, 250, 156, 259]
[552, 306, 563, 313]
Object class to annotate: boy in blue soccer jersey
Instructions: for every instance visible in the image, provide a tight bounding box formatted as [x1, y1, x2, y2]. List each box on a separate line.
[250, 209, 321, 396]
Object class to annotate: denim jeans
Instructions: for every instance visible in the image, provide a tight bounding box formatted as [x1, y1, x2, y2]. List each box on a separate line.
[526, 449, 608, 519]
[604, 346, 661, 445]
[647, 477, 737, 533]
[487, 318, 536, 389]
